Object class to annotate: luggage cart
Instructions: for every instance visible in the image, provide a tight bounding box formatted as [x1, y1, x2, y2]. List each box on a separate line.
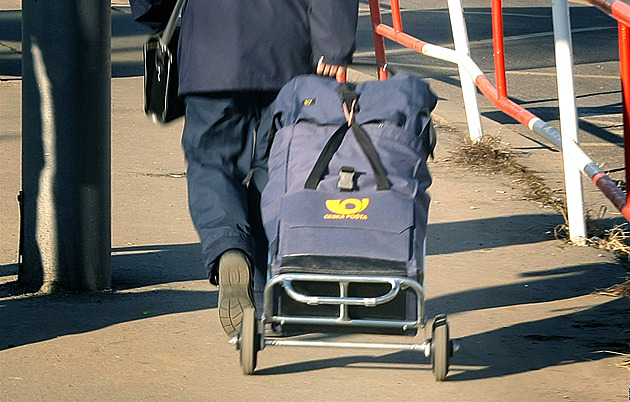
[239, 67, 454, 379]
[232, 269, 458, 381]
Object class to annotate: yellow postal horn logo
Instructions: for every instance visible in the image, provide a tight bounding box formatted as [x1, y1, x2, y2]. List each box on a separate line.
[324, 198, 369, 220]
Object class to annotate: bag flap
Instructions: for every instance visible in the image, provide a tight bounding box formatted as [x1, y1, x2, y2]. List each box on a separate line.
[273, 72, 438, 134]
[273, 75, 347, 127]
[354, 72, 437, 131]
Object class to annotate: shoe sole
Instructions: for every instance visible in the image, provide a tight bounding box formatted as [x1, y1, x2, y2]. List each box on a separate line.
[218, 251, 254, 338]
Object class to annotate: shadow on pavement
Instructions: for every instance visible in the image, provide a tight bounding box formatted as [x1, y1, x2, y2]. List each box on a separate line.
[1, 228, 629, 380]
[0, 8, 155, 78]
[426, 261, 626, 316]
[0, 10, 20, 77]
[482, 104, 625, 147]
[0, 242, 212, 350]
[255, 220, 629, 378]
[353, 6, 618, 76]
[445, 297, 630, 381]
[255, 298, 629, 380]
[111, 243, 205, 289]
[257, 261, 628, 379]
[426, 213, 563, 255]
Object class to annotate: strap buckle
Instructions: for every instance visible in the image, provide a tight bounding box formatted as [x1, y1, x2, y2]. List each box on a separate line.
[338, 166, 355, 191]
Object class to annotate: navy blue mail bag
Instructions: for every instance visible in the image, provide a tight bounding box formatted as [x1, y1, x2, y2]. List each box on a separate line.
[261, 72, 437, 284]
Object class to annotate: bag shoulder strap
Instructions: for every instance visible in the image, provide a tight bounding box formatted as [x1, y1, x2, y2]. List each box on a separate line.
[305, 83, 391, 191]
[350, 123, 391, 190]
[304, 122, 391, 191]
[161, 0, 186, 45]
[304, 123, 351, 189]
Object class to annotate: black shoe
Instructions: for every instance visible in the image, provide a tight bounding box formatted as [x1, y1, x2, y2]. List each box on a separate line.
[217, 250, 255, 338]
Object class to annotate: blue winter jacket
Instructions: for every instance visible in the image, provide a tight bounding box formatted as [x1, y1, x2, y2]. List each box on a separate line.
[129, 0, 359, 95]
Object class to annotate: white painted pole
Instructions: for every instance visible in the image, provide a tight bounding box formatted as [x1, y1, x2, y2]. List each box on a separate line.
[447, 0, 484, 143]
[552, 0, 587, 243]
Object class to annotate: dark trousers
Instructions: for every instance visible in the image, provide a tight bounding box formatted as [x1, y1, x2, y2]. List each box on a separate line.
[181, 91, 277, 290]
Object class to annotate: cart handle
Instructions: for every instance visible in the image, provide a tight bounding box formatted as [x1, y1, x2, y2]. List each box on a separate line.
[282, 277, 401, 307]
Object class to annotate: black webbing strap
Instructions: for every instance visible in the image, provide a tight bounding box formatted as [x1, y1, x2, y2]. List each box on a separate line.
[350, 123, 391, 190]
[304, 122, 391, 190]
[304, 123, 351, 189]
[304, 82, 390, 191]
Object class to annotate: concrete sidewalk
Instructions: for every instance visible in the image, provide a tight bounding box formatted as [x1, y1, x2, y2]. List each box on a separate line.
[1, 4, 630, 401]
[1, 71, 629, 400]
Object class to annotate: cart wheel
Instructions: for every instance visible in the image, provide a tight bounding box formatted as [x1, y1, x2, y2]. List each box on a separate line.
[239, 307, 258, 375]
[431, 316, 450, 381]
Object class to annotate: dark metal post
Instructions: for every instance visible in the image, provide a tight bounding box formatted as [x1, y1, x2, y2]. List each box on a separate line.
[20, 0, 111, 292]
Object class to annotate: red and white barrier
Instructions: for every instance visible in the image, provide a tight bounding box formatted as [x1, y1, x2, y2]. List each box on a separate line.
[367, 0, 630, 236]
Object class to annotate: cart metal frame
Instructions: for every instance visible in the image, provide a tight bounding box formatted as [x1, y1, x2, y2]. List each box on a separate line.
[233, 272, 457, 380]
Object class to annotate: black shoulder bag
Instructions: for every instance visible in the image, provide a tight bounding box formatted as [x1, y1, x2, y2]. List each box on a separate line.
[142, 0, 186, 124]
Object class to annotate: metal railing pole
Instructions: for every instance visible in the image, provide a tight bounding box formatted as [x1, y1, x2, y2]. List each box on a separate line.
[391, 0, 403, 32]
[619, 22, 630, 204]
[552, 0, 587, 243]
[447, 0, 484, 142]
[372, 0, 630, 221]
[368, 0, 389, 80]
[491, 0, 508, 99]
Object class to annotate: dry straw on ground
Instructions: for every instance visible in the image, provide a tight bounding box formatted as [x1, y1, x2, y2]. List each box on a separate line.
[450, 136, 565, 212]
[449, 135, 630, 298]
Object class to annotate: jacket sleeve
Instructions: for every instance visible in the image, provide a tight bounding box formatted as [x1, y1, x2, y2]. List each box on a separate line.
[128, 0, 178, 32]
[308, 0, 359, 67]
